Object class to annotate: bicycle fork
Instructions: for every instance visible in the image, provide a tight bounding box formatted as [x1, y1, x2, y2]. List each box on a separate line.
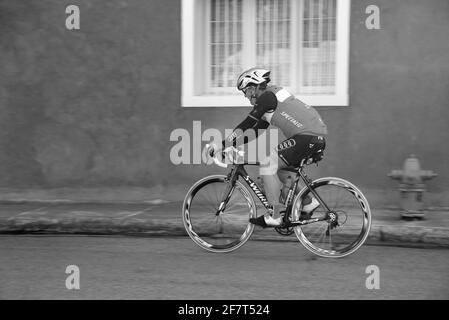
[215, 167, 239, 216]
[215, 183, 235, 216]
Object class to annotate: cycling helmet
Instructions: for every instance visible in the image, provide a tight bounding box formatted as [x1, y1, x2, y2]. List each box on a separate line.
[236, 68, 271, 91]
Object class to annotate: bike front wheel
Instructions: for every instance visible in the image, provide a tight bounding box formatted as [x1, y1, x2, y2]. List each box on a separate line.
[292, 177, 372, 258]
[182, 175, 257, 253]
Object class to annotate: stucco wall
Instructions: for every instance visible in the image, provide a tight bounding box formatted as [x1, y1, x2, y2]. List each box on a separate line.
[347, 0, 449, 194]
[0, 0, 448, 205]
[0, 0, 181, 187]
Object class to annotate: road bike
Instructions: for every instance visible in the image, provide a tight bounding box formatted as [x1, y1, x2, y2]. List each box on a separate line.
[182, 146, 371, 258]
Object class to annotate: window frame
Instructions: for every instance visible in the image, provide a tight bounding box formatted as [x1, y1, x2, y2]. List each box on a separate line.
[182, 0, 350, 107]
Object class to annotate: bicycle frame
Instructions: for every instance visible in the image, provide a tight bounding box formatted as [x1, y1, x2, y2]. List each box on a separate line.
[216, 163, 332, 227]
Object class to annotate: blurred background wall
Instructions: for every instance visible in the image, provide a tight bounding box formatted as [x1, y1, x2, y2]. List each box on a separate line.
[0, 0, 448, 206]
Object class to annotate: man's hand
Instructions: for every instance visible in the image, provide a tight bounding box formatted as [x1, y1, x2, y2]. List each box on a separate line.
[205, 143, 219, 157]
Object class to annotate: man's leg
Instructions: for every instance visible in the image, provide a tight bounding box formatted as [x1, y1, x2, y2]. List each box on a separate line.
[283, 134, 325, 215]
[249, 148, 286, 227]
[261, 172, 282, 218]
[260, 150, 287, 218]
[260, 150, 287, 219]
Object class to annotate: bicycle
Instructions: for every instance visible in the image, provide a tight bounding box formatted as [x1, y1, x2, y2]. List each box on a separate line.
[182, 145, 372, 258]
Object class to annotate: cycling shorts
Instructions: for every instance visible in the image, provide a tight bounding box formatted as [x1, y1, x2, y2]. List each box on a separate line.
[259, 134, 326, 175]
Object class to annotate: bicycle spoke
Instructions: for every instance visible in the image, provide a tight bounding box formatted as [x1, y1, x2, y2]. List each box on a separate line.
[332, 187, 344, 210]
[317, 223, 330, 244]
[194, 200, 217, 213]
[306, 222, 328, 243]
[196, 191, 218, 213]
[327, 225, 333, 249]
[220, 207, 246, 216]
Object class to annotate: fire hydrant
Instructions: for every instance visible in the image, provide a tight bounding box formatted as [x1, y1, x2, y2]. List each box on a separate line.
[388, 155, 437, 219]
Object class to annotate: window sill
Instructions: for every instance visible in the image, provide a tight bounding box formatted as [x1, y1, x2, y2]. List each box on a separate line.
[182, 94, 348, 107]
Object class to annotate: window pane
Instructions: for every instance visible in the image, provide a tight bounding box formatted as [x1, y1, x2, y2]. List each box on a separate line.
[207, 0, 338, 94]
[256, 0, 291, 85]
[302, 0, 336, 94]
[210, 0, 243, 88]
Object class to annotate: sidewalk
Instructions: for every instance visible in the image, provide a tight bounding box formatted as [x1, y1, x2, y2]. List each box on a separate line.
[1, 200, 448, 248]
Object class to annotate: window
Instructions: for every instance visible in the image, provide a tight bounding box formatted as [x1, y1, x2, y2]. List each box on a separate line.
[182, 0, 350, 107]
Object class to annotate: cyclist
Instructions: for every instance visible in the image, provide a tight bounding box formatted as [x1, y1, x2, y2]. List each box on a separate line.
[208, 67, 327, 228]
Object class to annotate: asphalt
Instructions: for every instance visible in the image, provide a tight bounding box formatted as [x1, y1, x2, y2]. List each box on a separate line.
[0, 200, 448, 248]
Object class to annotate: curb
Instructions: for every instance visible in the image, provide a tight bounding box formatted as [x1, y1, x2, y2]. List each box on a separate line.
[0, 199, 171, 205]
[1, 216, 449, 248]
[370, 225, 449, 246]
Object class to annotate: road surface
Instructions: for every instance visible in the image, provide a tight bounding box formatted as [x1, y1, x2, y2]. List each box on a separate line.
[1, 235, 448, 299]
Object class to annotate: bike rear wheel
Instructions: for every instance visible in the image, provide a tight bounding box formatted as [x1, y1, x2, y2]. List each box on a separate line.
[292, 177, 371, 258]
[182, 175, 256, 253]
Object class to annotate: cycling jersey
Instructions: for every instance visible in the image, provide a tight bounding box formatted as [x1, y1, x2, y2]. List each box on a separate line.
[223, 85, 327, 148]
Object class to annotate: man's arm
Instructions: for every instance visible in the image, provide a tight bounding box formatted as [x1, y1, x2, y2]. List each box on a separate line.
[222, 91, 277, 149]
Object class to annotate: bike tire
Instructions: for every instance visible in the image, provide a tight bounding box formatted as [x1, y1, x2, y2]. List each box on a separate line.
[182, 175, 257, 253]
[292, 177, 372, 258]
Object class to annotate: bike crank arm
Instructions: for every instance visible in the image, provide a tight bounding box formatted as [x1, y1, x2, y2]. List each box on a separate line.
[288, 211, 338, 227]
[288, 217, 323, 226]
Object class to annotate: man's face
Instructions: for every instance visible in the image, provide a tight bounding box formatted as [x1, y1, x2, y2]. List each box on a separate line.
[243, 86, 257, 105]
